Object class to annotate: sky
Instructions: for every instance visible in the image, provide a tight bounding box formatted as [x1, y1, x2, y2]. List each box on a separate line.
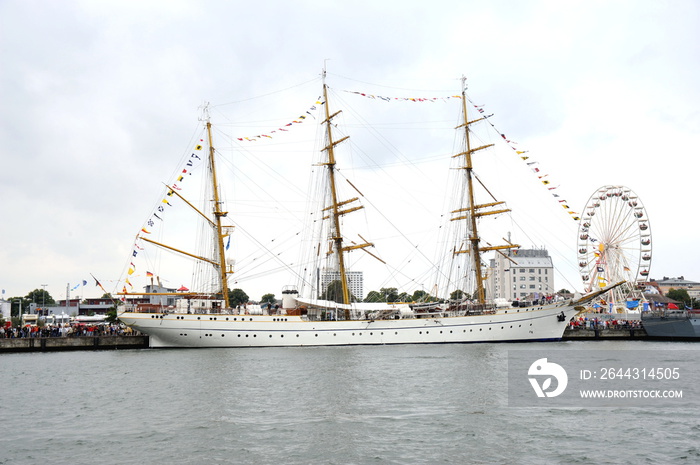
[1, 0, 699, 303]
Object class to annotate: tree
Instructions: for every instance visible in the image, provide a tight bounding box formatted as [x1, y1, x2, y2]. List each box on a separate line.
[380, 287, 399, 303]
[260, 293, 276, 304]
[7, 297, 28, 317]
[25, 288, 55, 306]
[105, 309, 119, 324]
[667, 288, 691, 307]
[450, 289, 466, 301]
[229, 288, 249, 307]
[364, 290, 384, 303]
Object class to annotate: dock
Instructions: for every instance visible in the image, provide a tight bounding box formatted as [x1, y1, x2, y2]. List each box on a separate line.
[562, 327, 647, 340]
[0, 335, 149, 353]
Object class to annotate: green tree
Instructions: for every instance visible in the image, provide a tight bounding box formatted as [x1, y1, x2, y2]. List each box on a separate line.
[397, 292, 410, 302]
[364, 290, 384, 303]
[667, 288, 691, 307]
[412, 290, 428, 302]
[25, 288, 55, 305]
[8, 297, 28, 317]
[450, 289, 466, 301]
[105, 309, 119, 324]
[260, 293, 276, 304]
[228, 288, 249, 307]
[380, 287, 399, 303]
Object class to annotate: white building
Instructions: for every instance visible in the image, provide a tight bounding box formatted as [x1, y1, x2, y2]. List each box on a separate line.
[319, 270, 364, 301]
[0, 299, 10, 321]
[487, 248, 554, 301]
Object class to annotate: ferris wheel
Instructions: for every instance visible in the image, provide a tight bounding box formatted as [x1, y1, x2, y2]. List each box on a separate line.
[577, 185, 652, 307]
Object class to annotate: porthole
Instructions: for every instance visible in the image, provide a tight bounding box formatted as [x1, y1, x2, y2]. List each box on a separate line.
[221, 334, 225, 337]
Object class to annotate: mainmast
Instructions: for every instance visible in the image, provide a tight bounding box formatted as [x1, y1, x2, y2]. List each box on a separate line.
[319, 70, 372, 309]
[451, 77, 518, 304]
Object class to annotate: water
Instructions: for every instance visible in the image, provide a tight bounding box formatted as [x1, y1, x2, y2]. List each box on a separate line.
[1, 341, 699, 464]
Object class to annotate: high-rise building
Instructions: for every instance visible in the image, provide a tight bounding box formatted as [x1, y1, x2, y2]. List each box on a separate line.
[487, 248, 554, 301]
[319, 270, 364, 301]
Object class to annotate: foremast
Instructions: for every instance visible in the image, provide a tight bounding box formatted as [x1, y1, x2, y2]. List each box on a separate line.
[205, 117, 232, 308]
[135, 109, 232, 308]
[320, 71, 372, 311]
[451, 77, 518, 304]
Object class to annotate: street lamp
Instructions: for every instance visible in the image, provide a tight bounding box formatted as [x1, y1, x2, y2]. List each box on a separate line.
[41, 284, 48, 317]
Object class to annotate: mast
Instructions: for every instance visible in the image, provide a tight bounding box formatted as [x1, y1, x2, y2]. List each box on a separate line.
[321, 73, 351, 306]
[452, 77, 518, 304]
[205, 115, 231, 308]
[319, 70, 372, 309]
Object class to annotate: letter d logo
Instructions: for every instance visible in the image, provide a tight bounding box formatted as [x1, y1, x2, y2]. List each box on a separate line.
[528, 358, 568, 398]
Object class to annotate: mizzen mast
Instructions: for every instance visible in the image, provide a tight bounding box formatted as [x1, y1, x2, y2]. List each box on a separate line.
[452, 77, 518, 304]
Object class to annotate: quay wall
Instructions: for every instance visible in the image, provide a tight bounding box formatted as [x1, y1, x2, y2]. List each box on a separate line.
[0, 335, 149, 353]
[563, 328, 647, 340]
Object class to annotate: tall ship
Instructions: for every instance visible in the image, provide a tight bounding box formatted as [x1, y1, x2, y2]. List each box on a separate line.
[117, 73, 620, 348]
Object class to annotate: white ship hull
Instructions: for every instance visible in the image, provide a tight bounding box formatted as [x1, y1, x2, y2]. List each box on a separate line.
[118, 302, 579, 348]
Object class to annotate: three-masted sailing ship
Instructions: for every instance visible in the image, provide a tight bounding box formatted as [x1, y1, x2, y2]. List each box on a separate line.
[118, 74, 620, 348]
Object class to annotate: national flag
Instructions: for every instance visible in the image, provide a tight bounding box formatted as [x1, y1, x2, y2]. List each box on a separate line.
[146, 271, 153, 277]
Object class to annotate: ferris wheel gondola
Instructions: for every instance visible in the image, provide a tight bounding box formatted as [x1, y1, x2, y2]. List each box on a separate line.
[576, 185, 652, 309]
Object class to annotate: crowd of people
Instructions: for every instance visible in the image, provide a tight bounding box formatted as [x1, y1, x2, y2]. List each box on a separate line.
[568, 316, 643, 330]
[0, 323, 137, 338]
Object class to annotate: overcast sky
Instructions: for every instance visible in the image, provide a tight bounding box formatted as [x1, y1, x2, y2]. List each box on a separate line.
[1, 0, 698, 303]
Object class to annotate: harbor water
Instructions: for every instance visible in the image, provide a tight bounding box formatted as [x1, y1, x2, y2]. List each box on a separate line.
[1, 340, 699, 464]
